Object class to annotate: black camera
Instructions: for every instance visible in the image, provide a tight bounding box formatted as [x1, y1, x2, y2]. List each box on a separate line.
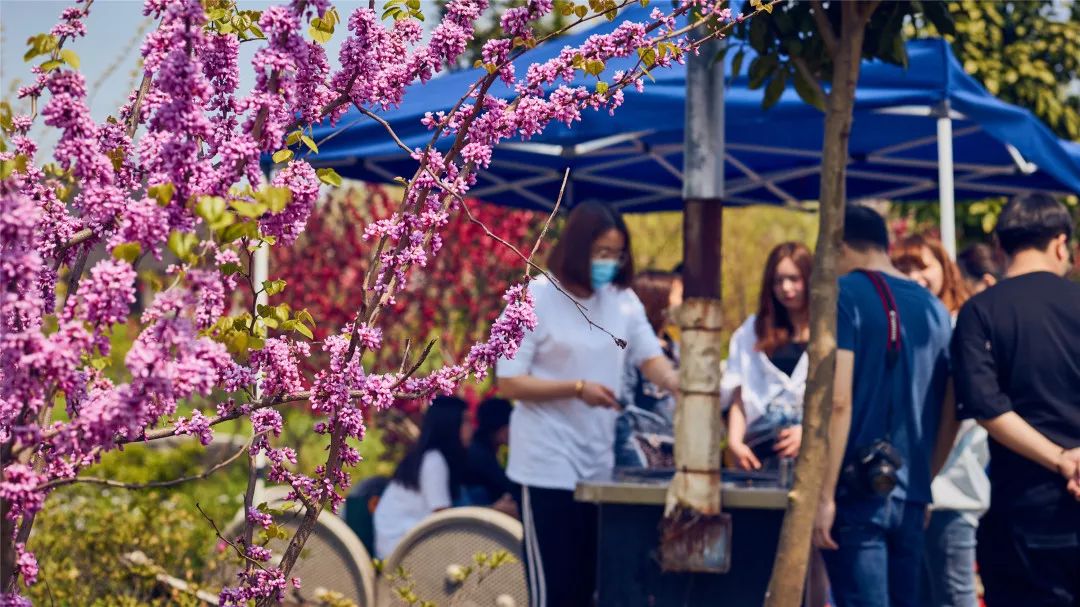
[840, 439, 903, 496]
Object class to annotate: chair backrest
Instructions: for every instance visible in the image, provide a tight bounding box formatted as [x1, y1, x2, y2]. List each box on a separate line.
[344, 475, 391, 557]
[377, 507, 527, 607]
[215, 486, 377, 606]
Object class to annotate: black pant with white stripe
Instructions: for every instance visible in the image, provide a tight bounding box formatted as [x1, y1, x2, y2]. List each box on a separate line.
[521, 485, 598, 607]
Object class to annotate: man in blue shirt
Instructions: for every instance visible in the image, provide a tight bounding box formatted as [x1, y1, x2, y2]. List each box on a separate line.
[813, 206, 956, 607]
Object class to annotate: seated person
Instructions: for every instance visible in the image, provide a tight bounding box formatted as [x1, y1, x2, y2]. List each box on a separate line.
[463, 397, 519, 517]
[614, 270, 681, 468]
[723, 242, 812, 471]
[373, 396, 469, 558]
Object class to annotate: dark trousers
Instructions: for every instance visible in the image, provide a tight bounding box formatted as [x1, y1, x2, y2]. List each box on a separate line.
[978, 491, 1080, 607]
[521, 485, 598, 607]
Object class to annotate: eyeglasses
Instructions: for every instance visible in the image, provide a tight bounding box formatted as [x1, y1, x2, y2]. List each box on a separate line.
[592, 247, 628, 263]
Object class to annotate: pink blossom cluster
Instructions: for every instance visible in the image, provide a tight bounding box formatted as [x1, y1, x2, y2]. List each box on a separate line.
[0, 0, 741, 600]
[249, 338, 310, 398]
[260, 160, 321, 245]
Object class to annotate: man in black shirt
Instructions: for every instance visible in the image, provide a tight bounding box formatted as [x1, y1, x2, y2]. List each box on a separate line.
[951, 193, 1080, 606]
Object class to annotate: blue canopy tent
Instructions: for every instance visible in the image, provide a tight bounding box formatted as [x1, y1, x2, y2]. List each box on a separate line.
[307, 5, 1080, 256]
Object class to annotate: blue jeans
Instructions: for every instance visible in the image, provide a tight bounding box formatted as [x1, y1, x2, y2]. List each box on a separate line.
[823, 496, 927, 607]
[921, 510, 978, 607]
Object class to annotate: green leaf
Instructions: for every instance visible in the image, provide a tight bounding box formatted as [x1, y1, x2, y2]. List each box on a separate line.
[60, 49, 80, 69]
[221, 221, 258, 243]
[748, 12, 768, 52]
[762, 70, 787, 110]
[294, 323, 314, 340]
[254, 185, 293, 214]
[262, 279, 287, 296]
[747, 54, 777, 90]
[586, 59, 604, 76]
[148, 182, 175, 206]
[167, 231, 198, 261]
[297, 309, 315, 328]
[407, 0, 420, 9]
[285, 130, 302, 146]
[574, 5, 588, 18]
[300, 135, 318, 153]
[595, 81, 609, 95]
[793, 67, 826, 112]
[249, 23, 265, 39]
[112, 242, 142, 263]
[196, 196, 227, 224]
[40, 59, 64, 72]
[309, 23, 333, 43]
[730, 48, 746, 79]
[220, 262, 243, 276]
[272, 149, 294, 164]
[231, 200, 268, 219]
[316, 167, 343, 187]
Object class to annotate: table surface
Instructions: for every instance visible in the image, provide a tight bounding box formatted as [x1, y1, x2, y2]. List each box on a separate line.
[575, 470, 790, 510]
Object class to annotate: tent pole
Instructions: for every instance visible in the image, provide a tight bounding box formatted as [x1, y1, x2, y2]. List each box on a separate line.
[661, 32, 729, 573]
[252, 242, 269, 504]
[936, 107, 957, 259]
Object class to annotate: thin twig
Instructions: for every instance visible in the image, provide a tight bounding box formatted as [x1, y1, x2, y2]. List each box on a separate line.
[34, 436, 251, 492]
[810, 0, 839, 58]
[195, 503, 268, 572]
[390, 339, 437, 391]
[126, 72, 153, 139]
[398, 338, 413, 375]
[458, 195, 626, 348]
[526, 168, 569, 277]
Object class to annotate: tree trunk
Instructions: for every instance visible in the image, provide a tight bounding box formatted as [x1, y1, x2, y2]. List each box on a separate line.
[763, 4, 869, 605]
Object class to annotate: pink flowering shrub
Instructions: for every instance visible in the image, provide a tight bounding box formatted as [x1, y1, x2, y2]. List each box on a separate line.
[0, 0, 761, 602]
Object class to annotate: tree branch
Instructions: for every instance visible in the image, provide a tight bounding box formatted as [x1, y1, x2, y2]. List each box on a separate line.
[34, 436, 251, 492]
[195, 502, 269, 572]
[810, 0, 839, 58]
[791, 55, 827, 102]
[526, 168, 569, 277]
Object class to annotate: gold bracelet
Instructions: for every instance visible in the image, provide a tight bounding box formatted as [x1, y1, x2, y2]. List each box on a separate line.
[574, 379, 585, 398]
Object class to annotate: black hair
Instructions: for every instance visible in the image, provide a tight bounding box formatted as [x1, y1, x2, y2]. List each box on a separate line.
[392, 396, 468, 498]
[547, 202, 634, 294]
[956, 243, 1002, 281]
[994, 193, 1074, 256]
[843, 205, 890, 252]
[474, 397, 512, 448]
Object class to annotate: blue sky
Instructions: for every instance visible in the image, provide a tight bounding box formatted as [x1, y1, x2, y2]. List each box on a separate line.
[0, 0, 411, 149]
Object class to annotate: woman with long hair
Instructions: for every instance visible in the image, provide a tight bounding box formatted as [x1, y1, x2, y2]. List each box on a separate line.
[496, 202, 678, 607]
[373, 396, 470, 559]
[723, 242, 813, 471]
[893, 234, 989, 607]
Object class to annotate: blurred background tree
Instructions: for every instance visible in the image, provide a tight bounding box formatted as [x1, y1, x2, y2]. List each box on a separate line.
[910, 0, 1080, 140]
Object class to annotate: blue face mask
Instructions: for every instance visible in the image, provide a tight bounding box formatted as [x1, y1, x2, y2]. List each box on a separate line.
[590, 259, 621, 290]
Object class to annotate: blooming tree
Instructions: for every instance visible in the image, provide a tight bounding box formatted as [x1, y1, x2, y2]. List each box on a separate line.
[0, 0, 769, 603]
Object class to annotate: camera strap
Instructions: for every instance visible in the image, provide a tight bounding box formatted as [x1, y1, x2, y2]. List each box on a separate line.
[856, 270, 902, 440]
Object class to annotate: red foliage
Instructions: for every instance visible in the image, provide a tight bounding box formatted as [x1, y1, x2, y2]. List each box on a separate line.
[271, 185, 545, 397]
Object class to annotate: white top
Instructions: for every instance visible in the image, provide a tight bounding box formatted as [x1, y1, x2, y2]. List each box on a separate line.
[373, 451, 451, 558]
[930, 420, 990, 524]
[720, 315, 808, 430]
[496, 276, 663, 490]
[931, 313, 990, 523]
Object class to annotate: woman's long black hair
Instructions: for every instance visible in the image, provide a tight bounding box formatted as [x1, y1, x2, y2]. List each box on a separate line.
[392, 396, 469, 499]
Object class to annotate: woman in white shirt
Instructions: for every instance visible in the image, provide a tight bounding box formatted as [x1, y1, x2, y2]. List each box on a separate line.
[373, 396, 470, 559]
[496, 202, 679, 607]
[723, 242, 813, 471]
[893, 234, 990, 607]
